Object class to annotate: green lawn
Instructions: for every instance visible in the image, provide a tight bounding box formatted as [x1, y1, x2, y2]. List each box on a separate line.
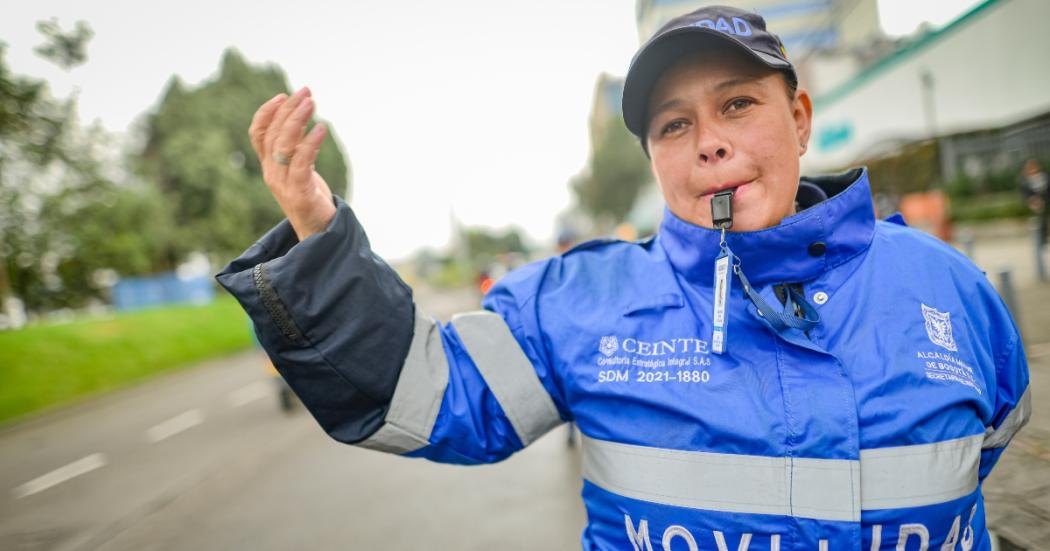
[0, 295, 254, 424]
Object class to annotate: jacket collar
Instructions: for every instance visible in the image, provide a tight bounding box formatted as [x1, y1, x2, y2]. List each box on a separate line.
[656, 168, 875, 287]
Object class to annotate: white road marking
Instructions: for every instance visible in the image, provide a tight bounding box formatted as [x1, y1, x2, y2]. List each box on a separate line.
[146, 409, 204, 443]
[228, 380, 272, 408]
[12, 453, 107, 499]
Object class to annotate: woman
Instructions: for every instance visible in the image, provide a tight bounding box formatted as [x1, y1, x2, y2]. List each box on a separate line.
[218, 6, 1029, 550]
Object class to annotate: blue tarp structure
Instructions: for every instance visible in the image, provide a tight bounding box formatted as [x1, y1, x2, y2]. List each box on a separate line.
[111, 272, 214, 311]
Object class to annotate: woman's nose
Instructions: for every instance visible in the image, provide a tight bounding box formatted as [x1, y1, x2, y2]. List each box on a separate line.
[696, 128, 731, 164]
[699, 148, 727, 163]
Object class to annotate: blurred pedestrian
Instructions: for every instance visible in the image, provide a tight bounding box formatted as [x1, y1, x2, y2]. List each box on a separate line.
[1019, 158, 1049, 248]
[218, 5, 1029, 550]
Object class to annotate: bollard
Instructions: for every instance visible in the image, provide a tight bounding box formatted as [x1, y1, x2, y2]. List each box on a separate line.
[998, 268, 1022, 337]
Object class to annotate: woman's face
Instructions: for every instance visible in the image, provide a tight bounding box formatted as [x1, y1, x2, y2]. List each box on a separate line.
[645, 48, 812, 231]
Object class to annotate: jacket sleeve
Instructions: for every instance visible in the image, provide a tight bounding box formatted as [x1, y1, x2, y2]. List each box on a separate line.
[216, 197, 567, 464]
[215, 196, 414, 443]
[978, 323, 1031, 479]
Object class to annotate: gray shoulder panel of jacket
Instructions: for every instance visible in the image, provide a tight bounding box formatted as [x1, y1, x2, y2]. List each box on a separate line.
[451, 311, 562, 446]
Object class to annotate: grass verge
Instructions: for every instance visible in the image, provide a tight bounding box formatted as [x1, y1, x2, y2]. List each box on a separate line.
[0, 295, 252, 425]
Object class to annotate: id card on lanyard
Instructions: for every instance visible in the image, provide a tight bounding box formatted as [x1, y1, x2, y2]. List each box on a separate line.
[712, 248, 732, 354]
[711, 189, 734, 355]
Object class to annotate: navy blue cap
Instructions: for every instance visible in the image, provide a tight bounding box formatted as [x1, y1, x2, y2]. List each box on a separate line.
[622, 5, 794, 140]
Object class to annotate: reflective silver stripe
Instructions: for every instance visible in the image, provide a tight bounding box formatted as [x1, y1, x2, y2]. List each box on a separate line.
[582, 433, 985, 519]
[860, 434, 982, 510]
[793, 456, 861, 520]
[451, 311, 562, 446]
[983, 386, 1031, 449]
[358, 311, 449, 454]
[581, 434, 860, 522]
[358, 422, 429, 454]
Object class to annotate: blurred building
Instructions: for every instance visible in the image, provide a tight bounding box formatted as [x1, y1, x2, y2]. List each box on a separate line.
[805, 0, 1050, 176]
[593, 0, 1050, 184]
[636, 0, 894, 96]
[637, 0, 880, 53]
[592, 0, 889, 144]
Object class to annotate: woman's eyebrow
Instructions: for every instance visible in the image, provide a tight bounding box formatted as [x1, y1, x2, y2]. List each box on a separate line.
[649, 98, 684, 122]
[649, 75, 766, 122]
[714, 75, 764, 92]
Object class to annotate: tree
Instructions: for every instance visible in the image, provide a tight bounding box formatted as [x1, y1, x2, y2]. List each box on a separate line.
[0, 32, 355, 315]
[1, 21, 172, 314]
[0, 22, 98, 312]
[32, 18, 93, 70]
[571, 120, 652, 227]
[136, 49, 351, 266]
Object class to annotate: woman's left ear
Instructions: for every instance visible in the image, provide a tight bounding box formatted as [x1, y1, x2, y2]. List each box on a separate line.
[793, 89, 813, 156]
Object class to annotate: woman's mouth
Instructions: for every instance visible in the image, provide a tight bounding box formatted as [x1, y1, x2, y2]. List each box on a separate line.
[700, 181, 751, 199]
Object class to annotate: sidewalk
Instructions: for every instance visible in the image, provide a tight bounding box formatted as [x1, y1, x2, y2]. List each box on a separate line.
[943, 225, 1050, 549]
[981, 280, 1050, 550]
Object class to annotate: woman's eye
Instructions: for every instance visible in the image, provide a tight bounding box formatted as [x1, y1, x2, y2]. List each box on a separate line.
[726, 98, 754, 112]
[661, 120, 687, 135]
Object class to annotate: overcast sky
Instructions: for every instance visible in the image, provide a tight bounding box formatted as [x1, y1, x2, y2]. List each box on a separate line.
[1, 0, 982, 260]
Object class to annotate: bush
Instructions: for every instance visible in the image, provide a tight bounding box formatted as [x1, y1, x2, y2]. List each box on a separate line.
[945, 174, 977, 199]
[950, 192, 1030, 222]
[986, 167, 1019, 194]
[863, 140, 941, 196]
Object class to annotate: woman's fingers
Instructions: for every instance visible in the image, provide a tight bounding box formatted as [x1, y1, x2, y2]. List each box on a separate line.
[245, 86, 336, 241]
[265, 87, 311, 163]
[286, 122, 335, 240]
[248, 93, 286, 158]
[288, 122, 327, 187]
[273, 96, 315, 175]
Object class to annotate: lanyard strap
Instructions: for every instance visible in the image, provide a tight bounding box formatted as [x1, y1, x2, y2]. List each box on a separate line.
[734, 266, 820, 333]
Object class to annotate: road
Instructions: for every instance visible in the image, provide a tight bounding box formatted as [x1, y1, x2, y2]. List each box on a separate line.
[0, 286, 587, 551]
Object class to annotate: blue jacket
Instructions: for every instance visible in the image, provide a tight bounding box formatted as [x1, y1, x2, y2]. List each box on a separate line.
[218, 168, 1029, 550]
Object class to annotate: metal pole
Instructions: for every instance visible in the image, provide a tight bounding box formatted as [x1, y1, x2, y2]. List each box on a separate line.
[998, 267, 1022, 335]
[958, 228, 975, 259]
[920, 69, 937, 139]
[1034, 219, 1047, 282]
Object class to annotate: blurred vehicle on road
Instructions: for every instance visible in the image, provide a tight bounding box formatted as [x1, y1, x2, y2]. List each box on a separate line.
[266, 358, 297, 413]
[251, 321, 298, 413]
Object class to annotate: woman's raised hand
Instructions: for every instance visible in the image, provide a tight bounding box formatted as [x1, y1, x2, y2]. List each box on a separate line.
[249, 87, 337, 241]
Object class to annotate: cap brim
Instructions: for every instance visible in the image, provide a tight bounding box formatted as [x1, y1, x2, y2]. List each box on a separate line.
[622, 28, 793, 139]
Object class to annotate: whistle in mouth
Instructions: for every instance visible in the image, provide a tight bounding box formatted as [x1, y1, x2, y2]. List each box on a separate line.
[711, 189, 734, 230]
